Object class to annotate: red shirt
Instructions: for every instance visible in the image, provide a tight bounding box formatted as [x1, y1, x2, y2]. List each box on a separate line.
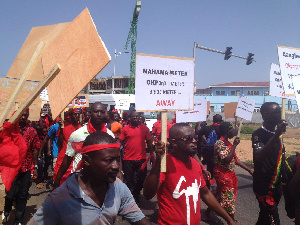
[20, 126, 41, 172]
[53, 123, 81, 183]
[151, 120, 172, 143]
[119, 123, 151, 161]
[157, 153, 206, 225]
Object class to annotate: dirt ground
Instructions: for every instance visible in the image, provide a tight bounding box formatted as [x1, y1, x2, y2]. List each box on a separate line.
[236, 127, 300, 162]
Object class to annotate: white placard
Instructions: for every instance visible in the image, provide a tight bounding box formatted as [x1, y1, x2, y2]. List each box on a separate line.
[116, 99, 130, 110]
[176, 99, 207, 122]
[113, 94, 135, 110]
[269, 63, 295, 100]
[292, 76, 300, 112]
[277, 46, 300, 96]
[235, 96, 255, 121]
[39, 88, 49, 101]
[135, 53, 194, 111]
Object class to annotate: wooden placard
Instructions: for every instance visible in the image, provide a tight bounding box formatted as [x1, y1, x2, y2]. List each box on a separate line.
[6, 23, 69, 82]
[224, 102, 238, 119]
[9, 64, 61, 124]
[41, 8, 111, 119]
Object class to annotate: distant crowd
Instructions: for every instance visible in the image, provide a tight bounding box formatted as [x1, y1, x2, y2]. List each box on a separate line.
[0, 101, 299, 225]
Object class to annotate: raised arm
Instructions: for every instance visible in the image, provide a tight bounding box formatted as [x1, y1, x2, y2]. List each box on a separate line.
[143, 141, 165, 200]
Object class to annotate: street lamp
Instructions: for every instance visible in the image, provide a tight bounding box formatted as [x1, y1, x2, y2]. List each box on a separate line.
[113, 49, 129, 94]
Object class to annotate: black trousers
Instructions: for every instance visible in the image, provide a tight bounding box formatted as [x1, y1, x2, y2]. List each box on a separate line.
[4, 171, 32, 224]
[255, 190, 281, 225]
[123, 160, 147, 198]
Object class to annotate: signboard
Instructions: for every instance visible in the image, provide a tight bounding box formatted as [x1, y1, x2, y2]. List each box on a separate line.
[74, 94, 89, 108]
[135, 53, 194, 111]
[235, 96, 255, 121]
[176, 99, 207, 122]
[224, 102, 238, 119]
[278, 46, 300, 96]
[270, 63, 295, 100]
[6, 8, 111, 120]
[291, 75, 300, 112]
[0, 78, 42, 121]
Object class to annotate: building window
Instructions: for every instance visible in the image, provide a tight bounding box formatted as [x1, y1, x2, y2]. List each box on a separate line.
[221, 106, 224, 112]
[216, 91, 226, 95]
[254, 107, 260, 112]
[247, 90, 260, 95]
[210, 106, 215, 112]
[231, 90, 240, 96]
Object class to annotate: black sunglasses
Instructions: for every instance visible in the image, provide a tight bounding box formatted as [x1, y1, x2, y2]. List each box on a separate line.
[175, 135, 198, 142]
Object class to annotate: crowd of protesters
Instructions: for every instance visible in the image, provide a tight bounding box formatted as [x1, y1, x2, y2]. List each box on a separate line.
[0, 101, 299, 225]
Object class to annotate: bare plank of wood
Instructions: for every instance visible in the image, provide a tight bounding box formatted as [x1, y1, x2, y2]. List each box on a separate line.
[237, 118, 244, 137]
[160, 111, 168, 172]
[9, 64, 61, 124]
[282, 98, 286, 120]
[0, 41, 44, 125]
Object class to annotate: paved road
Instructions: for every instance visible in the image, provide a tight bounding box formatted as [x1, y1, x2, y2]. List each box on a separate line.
[0, 166, 295, 224]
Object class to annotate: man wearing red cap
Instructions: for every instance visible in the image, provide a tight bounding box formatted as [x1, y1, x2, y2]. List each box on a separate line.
[54, 102, 114, 189]
[30, 131, 151, 225]
[2, 110, 41, 225]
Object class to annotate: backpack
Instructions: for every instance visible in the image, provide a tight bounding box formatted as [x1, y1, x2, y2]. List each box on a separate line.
[205, 129, 218, 151]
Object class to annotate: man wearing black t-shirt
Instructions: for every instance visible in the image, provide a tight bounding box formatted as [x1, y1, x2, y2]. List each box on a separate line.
[252, 102, 287, 225]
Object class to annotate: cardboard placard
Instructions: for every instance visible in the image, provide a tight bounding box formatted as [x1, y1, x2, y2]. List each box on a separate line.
[135, 53, 194, 111]
[176, 99, 207, 122]
[235, 96, 255, 121]
[6, 8, 110, 120]
[224, 102, 238, 119]
[277, 46, 300, 96]
[113, 94, 135, 110]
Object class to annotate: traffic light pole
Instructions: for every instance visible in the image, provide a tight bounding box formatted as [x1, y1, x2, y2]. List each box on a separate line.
[193, 42, 256, 63]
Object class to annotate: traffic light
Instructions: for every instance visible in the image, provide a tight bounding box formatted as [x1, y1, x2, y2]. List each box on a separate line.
[246, 53, 254, 65]
[224, 47, 232, 60]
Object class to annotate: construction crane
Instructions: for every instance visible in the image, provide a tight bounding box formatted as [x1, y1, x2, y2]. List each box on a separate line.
[124, 1, 141, 94]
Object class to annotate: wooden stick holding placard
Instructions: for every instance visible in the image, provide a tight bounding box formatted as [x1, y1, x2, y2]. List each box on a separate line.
[0, 41, 45, 125]
[282, 98, 286, 120]
[9, 64, 61, 124]
[160, 111, 168, 172]
[237, 118, 244, 137]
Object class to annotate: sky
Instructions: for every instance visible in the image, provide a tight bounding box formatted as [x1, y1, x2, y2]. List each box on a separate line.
[1, 1, 299, 89]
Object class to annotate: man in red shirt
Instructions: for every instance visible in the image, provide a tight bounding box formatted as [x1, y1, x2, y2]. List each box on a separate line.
[151, 113, 172, 143]
[2, 110, 41, 225]
[52, 109, 81, 186]
[119, 110, 154, 202]
[143, 123, 236, 225]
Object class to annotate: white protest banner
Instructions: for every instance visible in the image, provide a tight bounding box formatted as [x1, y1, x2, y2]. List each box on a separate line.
[176, 99, 207, 123]
[235, 96, 255, 121]
[270, 63, 284, 98]
[277, 46, 300, 96]
[291, 76, 300, 112]
[270, 64, 295, 100]
[135, 53, 194, 111]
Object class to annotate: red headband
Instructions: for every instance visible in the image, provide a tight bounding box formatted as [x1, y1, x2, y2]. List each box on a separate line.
[80, 143, 120, 154]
